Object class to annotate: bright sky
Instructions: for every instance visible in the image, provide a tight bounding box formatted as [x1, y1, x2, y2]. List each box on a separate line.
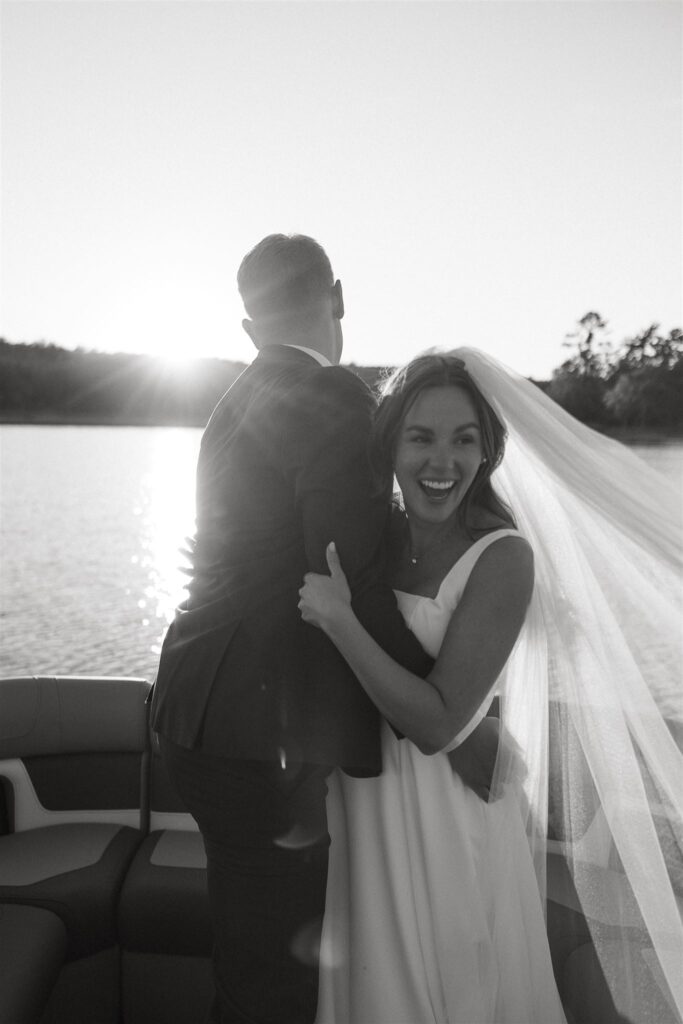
[1, 0, 681, 379]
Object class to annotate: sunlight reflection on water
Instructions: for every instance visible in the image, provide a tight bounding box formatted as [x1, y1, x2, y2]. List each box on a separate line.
[0, 425, 201, 681]
[0, 426, 681, 682]
[138, 430, 198, 642]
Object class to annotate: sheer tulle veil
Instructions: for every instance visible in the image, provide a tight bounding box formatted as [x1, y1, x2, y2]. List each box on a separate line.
[450, 347, 683, 1023]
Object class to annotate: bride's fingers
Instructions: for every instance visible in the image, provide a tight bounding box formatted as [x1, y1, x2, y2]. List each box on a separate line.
[326, 542, 343, 577]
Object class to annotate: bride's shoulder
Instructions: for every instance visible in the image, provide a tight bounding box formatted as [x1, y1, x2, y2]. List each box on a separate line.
[435, 530, 533, 614]
[470, 530, 534, 589]
[479, 529, 532, 559]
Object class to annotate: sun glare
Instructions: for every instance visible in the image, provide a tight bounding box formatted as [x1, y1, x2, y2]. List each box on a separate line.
[159, 352, 196, 373]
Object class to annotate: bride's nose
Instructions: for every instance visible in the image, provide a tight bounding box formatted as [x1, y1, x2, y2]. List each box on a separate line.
[428, 442, 457, 471]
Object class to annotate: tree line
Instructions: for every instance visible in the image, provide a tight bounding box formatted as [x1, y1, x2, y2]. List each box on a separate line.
[0, 339, 387, 426]
[0, 341, 246, 426]
[1, 316, 681, 432]
[544, 314, 682, 431]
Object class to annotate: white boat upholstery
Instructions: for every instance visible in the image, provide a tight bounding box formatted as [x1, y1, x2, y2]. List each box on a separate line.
[0, 759, 141, 831]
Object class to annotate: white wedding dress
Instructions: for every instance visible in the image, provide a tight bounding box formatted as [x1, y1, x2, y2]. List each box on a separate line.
[316, 530, 566, 1024]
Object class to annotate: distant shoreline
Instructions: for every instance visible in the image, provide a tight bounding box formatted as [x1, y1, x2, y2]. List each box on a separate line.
[593, 425, 683, 444]
[0, 412, 207, 428]
[2, 412, 683, 444]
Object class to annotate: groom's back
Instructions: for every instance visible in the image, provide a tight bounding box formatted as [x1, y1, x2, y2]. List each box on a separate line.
[151, 344, 385, 772]
[191, 347, 316, 609]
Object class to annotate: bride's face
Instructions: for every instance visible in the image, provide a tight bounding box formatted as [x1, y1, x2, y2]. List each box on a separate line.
[394, 385, 483, 526]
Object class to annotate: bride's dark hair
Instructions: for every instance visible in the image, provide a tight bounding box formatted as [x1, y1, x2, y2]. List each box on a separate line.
[370, 353, 515, 535]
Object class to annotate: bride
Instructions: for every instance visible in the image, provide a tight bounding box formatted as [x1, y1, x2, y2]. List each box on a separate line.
[299, 349, 683, 1024]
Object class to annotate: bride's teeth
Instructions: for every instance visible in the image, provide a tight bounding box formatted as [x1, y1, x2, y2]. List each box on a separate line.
[419, 480, 456, 498]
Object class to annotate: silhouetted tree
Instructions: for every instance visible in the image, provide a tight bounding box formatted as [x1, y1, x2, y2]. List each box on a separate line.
[604, 364, 683, 428]
[545, 316, 683, 430]
[546, 312, 612, 424]
[612, 325, 683, 375]
[559, 312, 613, 378]
[603, 328, 683, 428]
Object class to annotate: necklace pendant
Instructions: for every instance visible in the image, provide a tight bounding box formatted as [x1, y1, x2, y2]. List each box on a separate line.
[411, 556, 418, 565]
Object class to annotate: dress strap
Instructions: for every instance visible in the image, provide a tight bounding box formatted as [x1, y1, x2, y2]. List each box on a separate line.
[438, 528, 523, 596]
[466, 527, 522, 558]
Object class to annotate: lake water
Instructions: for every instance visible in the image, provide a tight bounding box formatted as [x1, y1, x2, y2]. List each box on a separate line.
[1, 425, 681, 682]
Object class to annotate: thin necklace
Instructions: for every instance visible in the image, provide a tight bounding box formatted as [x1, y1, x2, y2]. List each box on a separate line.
[408, 522, 457, 565]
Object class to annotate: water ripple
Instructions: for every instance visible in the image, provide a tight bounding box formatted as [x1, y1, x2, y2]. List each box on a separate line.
[0, 427, 681, 682]
[0, 425, 200, 681]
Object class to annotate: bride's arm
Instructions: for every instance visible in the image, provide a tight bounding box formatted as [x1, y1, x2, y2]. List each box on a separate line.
[299, 538, 533, 755]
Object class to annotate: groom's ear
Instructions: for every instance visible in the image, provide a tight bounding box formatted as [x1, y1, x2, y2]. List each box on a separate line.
[242, 318, 261, 349]
[332, 280, 344, 320]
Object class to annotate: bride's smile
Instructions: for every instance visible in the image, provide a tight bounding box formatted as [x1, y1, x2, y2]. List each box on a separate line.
[394, 385, 484, 527]
[418, 479, 458, 499]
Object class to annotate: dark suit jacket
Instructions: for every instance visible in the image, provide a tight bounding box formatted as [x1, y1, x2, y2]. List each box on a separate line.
[150, 345, 432, 776]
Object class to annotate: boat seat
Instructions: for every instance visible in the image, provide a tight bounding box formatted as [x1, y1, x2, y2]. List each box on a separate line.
[118, 828, 210, 956]
[0, 821, 141, 958]
[0, 902, 67, 1024]
[120, 734, 211, 957]
[117, 740, 213, 1023]
[0, 676, 149, 831]
[0, 675, 149, 954]
[0, 676, 150, 1021]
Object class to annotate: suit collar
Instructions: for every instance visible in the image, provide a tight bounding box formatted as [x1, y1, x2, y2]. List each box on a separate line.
[254, 344, 331, 368]
[282, 344, 332, 367]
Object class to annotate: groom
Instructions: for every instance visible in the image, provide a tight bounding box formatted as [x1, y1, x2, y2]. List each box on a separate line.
[151, 233, 436, 1023]
[151, 233, 498, 1024]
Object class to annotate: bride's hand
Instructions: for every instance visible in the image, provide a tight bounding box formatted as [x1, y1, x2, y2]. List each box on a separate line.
[298, 542, 352, 633]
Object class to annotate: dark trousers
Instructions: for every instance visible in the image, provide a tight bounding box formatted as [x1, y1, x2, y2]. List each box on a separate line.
[159, 737, 331, 1024]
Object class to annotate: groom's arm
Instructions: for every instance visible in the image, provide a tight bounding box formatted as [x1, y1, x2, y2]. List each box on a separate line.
[284, 367, 434, 678]
[284, 367, 496, 793]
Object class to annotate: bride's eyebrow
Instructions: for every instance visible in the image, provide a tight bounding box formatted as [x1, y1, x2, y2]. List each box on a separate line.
[403, 423, 435, 436]
[403, 422, 480, 433]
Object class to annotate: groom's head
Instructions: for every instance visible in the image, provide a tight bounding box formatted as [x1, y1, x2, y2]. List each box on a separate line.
[237, 234, 344, 363]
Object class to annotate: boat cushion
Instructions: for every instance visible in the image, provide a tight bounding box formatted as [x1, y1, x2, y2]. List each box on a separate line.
[118, 830, 211, 957]
[0, 902, 67, 1024]
[0, 677, 150, 758]
[0, 822, 142, 958]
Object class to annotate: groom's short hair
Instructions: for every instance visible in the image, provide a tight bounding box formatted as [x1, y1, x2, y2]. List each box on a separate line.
[237, 234, 334, 323]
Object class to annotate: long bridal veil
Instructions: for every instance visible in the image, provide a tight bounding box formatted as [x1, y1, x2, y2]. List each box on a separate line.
[452, 347, 682, 1024]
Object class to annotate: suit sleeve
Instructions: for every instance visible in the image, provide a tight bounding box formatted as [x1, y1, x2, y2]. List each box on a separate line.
[282, 368, 434, 678]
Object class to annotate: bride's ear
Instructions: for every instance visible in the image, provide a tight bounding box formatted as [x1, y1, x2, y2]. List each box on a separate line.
[242, 319, 261, 349]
